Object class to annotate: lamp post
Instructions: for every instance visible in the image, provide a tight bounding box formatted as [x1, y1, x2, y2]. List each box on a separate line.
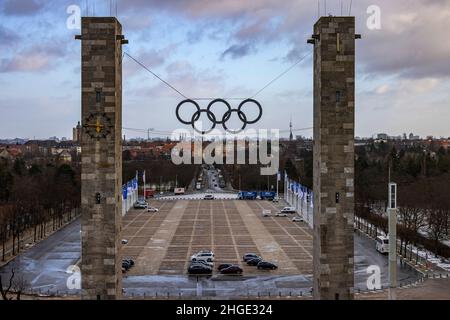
[388, 182, 397, 300]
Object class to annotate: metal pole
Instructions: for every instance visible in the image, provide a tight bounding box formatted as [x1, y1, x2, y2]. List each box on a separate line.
[388, 182, 397, 300]
[388, 207, 397, 300]
[276, 172, 279, 200]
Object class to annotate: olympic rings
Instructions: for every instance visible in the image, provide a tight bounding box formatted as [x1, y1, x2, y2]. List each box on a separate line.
[175, 98, 263, 134]
[222, 109, 247, 134]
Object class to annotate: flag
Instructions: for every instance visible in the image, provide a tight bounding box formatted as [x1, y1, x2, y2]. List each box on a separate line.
[143, 170, 146, 187]
[122, 185, 128, 200]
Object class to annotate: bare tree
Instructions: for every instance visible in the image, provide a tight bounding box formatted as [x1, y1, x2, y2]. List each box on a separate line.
[0, 269, 15, 300]
[12, 273, 29, 300]
[427, 206, 449, 257]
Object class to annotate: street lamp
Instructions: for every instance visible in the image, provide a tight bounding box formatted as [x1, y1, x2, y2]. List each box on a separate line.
[388, 182, 397, 300]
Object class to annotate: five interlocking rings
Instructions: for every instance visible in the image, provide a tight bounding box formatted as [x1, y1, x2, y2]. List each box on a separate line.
[176, 99, 263, 134]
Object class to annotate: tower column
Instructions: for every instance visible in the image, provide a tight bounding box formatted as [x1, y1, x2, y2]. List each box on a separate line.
[309, 16, 358, 300]
[77, 17, 127, 300]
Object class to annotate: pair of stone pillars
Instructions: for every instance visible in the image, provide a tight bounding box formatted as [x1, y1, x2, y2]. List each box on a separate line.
[77, 16, 357, 300]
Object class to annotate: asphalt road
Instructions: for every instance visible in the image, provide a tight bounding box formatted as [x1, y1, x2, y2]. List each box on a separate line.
[0, 209, 420, 298]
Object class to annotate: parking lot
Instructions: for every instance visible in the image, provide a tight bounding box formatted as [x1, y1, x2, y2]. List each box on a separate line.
[122, 199, 313, 276]
[0, 198, 421, 297]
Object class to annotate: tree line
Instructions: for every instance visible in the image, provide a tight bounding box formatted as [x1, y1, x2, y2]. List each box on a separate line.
[0, 159, 80, 261]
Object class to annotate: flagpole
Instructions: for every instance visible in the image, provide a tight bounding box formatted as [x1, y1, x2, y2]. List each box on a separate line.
[143, 170, 146, 200]
[276, 171, 279, 200]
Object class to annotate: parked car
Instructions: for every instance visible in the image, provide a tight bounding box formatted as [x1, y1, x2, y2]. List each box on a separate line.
[191, 260, 214, 268]
[203, 194, 214, 200]
[121, 239, 128, 244]
[191, 252, 215, 262]
[147, 206, 159, 212]
[247, 257, 263, 266]
[262, 210, 271, 217]
[243, 253, 260, 262]
[257, 261, 278, 270]
[217, 263, 233, 271]
[133, 200, 148, 209]
[122, 261, 131, 271]
[197, 250, 214, 256]
[280, 207, 296, 214]
[272, 197, 279, 203]
[275, 212, 288, 217]
[188, 264, 212, 274]
[123, 258, 135, 266]
[260, 191, 276, 200]
[292, 216, 304, 222]
[220, 265, 243, 274]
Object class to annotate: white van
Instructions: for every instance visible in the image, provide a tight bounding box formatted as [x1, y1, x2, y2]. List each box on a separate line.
[376, 236, 389, 254]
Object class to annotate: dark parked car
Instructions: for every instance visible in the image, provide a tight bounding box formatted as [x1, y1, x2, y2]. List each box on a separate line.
[217, 263, 233, 271]
[257, 261, 278, 270]
[243, 253, 260, 262]
[246, 257, 263, 266]
[188, 264, 212, 275]
[220, 265, 243, 274]
[122, 261, 131, 271]
[123, 258, 135, 266]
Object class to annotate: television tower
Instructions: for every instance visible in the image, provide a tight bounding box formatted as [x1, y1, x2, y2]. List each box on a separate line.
[289, 115, 293, 141]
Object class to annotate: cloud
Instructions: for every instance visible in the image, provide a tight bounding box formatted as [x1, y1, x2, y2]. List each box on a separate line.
[375, 84, 390, 94]
[221, 43, 255, 60]
[0, 41, 67, 73]
[355, 0, 450, 79]
[1, 0, 45, 16]
[0, 25, 20, 43]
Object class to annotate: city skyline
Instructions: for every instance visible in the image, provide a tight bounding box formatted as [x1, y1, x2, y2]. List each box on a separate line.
[1, 0, 449, 139]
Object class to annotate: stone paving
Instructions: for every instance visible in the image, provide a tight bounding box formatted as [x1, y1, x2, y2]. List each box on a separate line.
[121, 200, 313, 276]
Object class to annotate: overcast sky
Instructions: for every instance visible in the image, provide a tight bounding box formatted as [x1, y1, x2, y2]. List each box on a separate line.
[0, 0, 449, 140]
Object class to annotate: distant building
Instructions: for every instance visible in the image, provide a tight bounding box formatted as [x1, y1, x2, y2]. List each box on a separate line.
[0, 149, 13, 160]
[377, 133, 388, 140]
[73, 121, 81, 142]
[58, 150, 72, 163]
[0, 146, 22, 159]
[409, 133, 420, 140]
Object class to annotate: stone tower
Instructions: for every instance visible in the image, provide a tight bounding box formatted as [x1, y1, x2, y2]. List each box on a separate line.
[76, 17, 127, 300]
[308, 17, 358, 300]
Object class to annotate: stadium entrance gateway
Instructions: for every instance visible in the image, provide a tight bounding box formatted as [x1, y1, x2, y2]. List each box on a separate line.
[76, 16, 358, 300]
